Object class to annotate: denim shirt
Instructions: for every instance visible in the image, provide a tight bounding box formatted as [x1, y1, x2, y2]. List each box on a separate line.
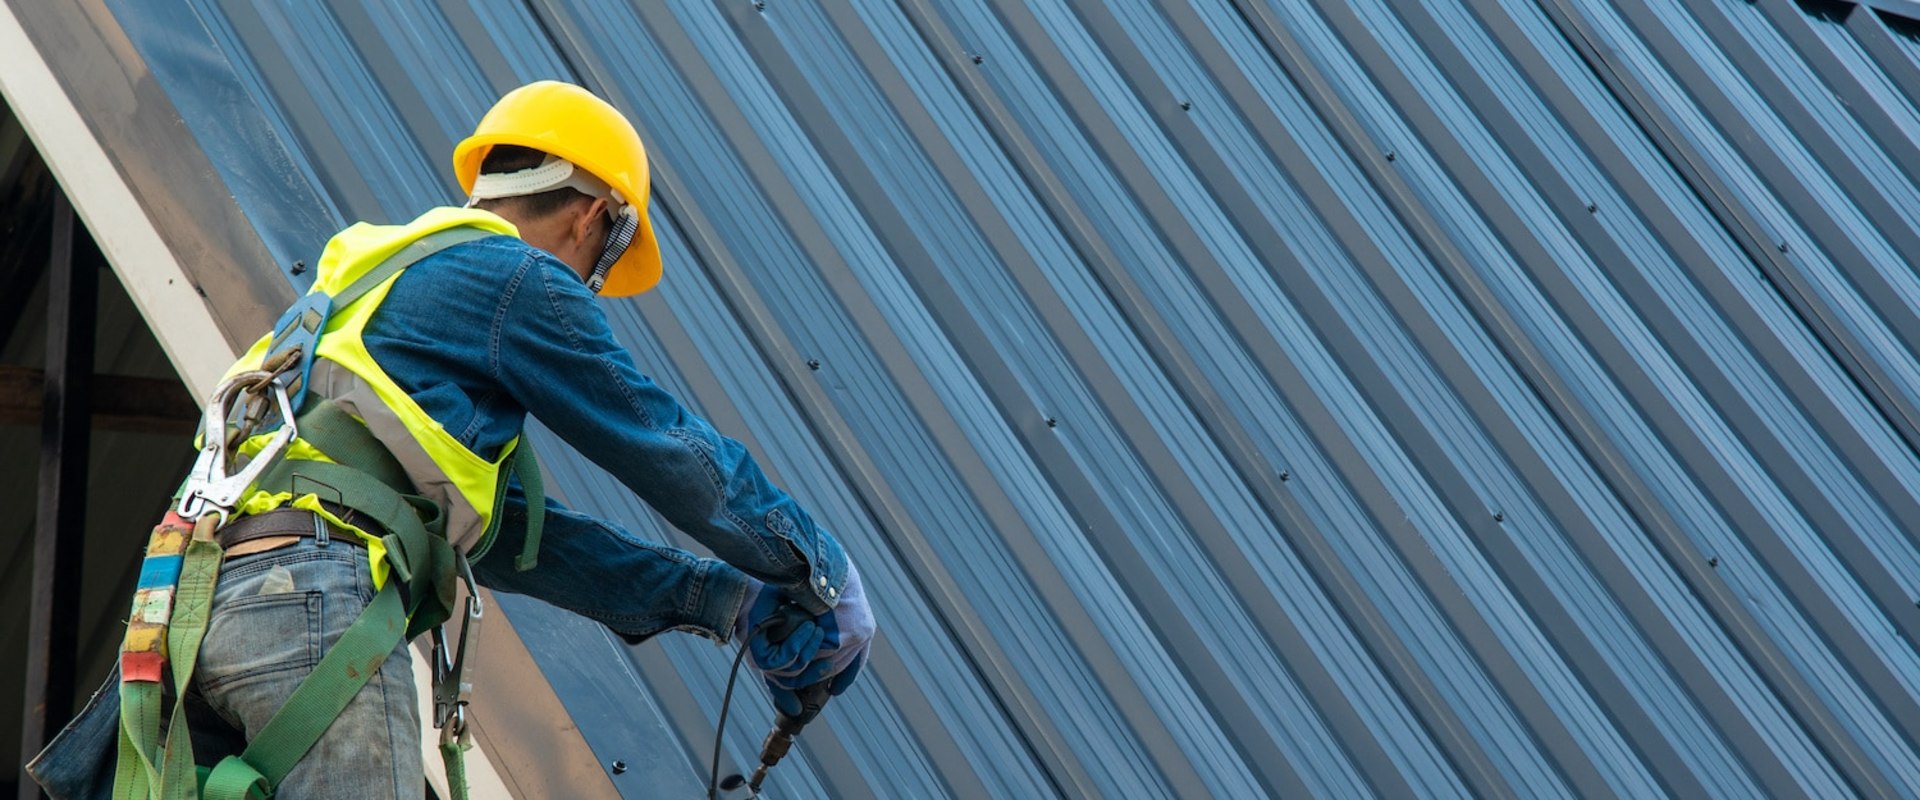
[360, 226, 848, 639]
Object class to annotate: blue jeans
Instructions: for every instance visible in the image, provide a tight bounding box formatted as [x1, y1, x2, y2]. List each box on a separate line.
[29, 537, 421, 799]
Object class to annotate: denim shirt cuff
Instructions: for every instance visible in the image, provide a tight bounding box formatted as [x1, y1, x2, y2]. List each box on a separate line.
[694, 559, 752, 643]
[777, 528, 848, 616]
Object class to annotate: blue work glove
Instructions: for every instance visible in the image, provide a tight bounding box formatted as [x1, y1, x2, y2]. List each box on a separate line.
[736, 582, 824, 676]
[734, 563, 874, 718]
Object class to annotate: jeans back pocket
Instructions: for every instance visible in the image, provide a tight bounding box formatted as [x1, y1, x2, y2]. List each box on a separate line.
[196, 590, 323, 693]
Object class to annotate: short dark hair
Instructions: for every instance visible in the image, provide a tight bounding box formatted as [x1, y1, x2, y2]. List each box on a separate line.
[473, 144, 591, 220]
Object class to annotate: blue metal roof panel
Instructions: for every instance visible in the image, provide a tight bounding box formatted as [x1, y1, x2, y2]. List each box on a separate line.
[95, 0, 1920, 796]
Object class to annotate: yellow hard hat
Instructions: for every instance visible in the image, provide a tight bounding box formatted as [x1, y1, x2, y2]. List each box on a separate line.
[453, 81, 662, 297]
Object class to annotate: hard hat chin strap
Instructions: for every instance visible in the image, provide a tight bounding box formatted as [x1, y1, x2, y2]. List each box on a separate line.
[587, 204, 639, 295]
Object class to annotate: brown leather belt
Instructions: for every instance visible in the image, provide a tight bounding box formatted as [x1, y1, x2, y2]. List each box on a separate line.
[216, 506, 378, 555]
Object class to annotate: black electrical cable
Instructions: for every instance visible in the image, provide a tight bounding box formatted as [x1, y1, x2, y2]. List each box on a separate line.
[709, 641, 751, 800]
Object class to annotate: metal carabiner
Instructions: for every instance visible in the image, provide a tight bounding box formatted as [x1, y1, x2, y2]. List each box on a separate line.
[177, 371, 299, 525]
[431, 626, 454, 726]
[432, 628, 466, 746]
[430, 633, 472, 747]
[439, 705, 468, 746]
[432, 554, 486, 740]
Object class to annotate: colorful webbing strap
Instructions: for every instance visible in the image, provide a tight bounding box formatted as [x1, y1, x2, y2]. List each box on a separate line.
[113, 518, 416, 800]
[113, 515, 223, 800]
[119, 513, 193, 682]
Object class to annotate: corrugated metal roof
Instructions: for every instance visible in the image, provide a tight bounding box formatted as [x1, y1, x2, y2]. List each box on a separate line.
[90, 0, 1920, 796]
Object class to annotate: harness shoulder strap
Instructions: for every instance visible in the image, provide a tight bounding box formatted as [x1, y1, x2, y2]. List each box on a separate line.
[334, 226, 495, 310]
[263, 225, 494, 417]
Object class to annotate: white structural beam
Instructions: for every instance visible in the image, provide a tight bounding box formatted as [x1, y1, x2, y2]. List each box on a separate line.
[0, 0, 233, 398]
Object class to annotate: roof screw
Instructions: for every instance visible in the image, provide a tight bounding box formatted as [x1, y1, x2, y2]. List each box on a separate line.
[611, 760, 628, 775]
[1585, 203, 1597, 213]
[291, 260, 307, 275]
[1179, 100, 1192, 111]
[754, 1, 765, 10]
[1778, 242, 1789, 253]
[1384, 151, 1396, 162]
[1708, 556, 1720, 568]
[1278, 469, 1290, 482]
[1045, 416, 1058, 428]
[806, 358, 821, 371]
[971, 53, 983, 64]
[1493, 511, 1505, 522]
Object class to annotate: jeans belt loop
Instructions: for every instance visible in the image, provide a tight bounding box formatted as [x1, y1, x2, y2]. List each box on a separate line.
[313, 508, 330, 548]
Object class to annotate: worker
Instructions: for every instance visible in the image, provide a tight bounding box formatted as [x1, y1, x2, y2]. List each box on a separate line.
[28, 80, 874, 799]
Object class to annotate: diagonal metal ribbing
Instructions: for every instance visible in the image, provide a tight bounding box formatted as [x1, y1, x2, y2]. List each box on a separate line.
[514, 2, 1076, 796]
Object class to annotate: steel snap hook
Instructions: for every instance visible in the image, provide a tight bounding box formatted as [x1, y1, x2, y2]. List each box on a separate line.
[177, 371, 298, 524]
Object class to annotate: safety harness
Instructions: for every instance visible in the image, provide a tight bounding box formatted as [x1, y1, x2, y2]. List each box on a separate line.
[114, 225, 542, 800]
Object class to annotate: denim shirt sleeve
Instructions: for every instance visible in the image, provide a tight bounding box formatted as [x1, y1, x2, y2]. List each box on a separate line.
[476, 488, 750, 642]
[490, 252, 847, 614]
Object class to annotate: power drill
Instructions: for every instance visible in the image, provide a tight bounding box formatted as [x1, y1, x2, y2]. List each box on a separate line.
[731, 681, 831, 795]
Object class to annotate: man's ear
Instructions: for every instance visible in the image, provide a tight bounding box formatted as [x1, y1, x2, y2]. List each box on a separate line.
[573, 196, 609, 245]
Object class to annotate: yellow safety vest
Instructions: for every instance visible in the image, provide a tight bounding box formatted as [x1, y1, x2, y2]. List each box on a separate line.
[220, 206, 531, 587]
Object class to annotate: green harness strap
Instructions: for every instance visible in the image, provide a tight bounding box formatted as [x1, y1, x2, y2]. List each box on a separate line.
[507, 441, 543, 572]
[200, 581, 406, 800]
[161, 531, 224, 800]
[285, 398, 411, 494]
[257, 398, 545, 632]
[255, 456, 451, 634]
[277, 394, 541, 570]
[440, 739, 469, 800]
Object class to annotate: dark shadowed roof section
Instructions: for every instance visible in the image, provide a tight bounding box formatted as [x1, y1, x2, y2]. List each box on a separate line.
[85, 0, 1920, 796]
